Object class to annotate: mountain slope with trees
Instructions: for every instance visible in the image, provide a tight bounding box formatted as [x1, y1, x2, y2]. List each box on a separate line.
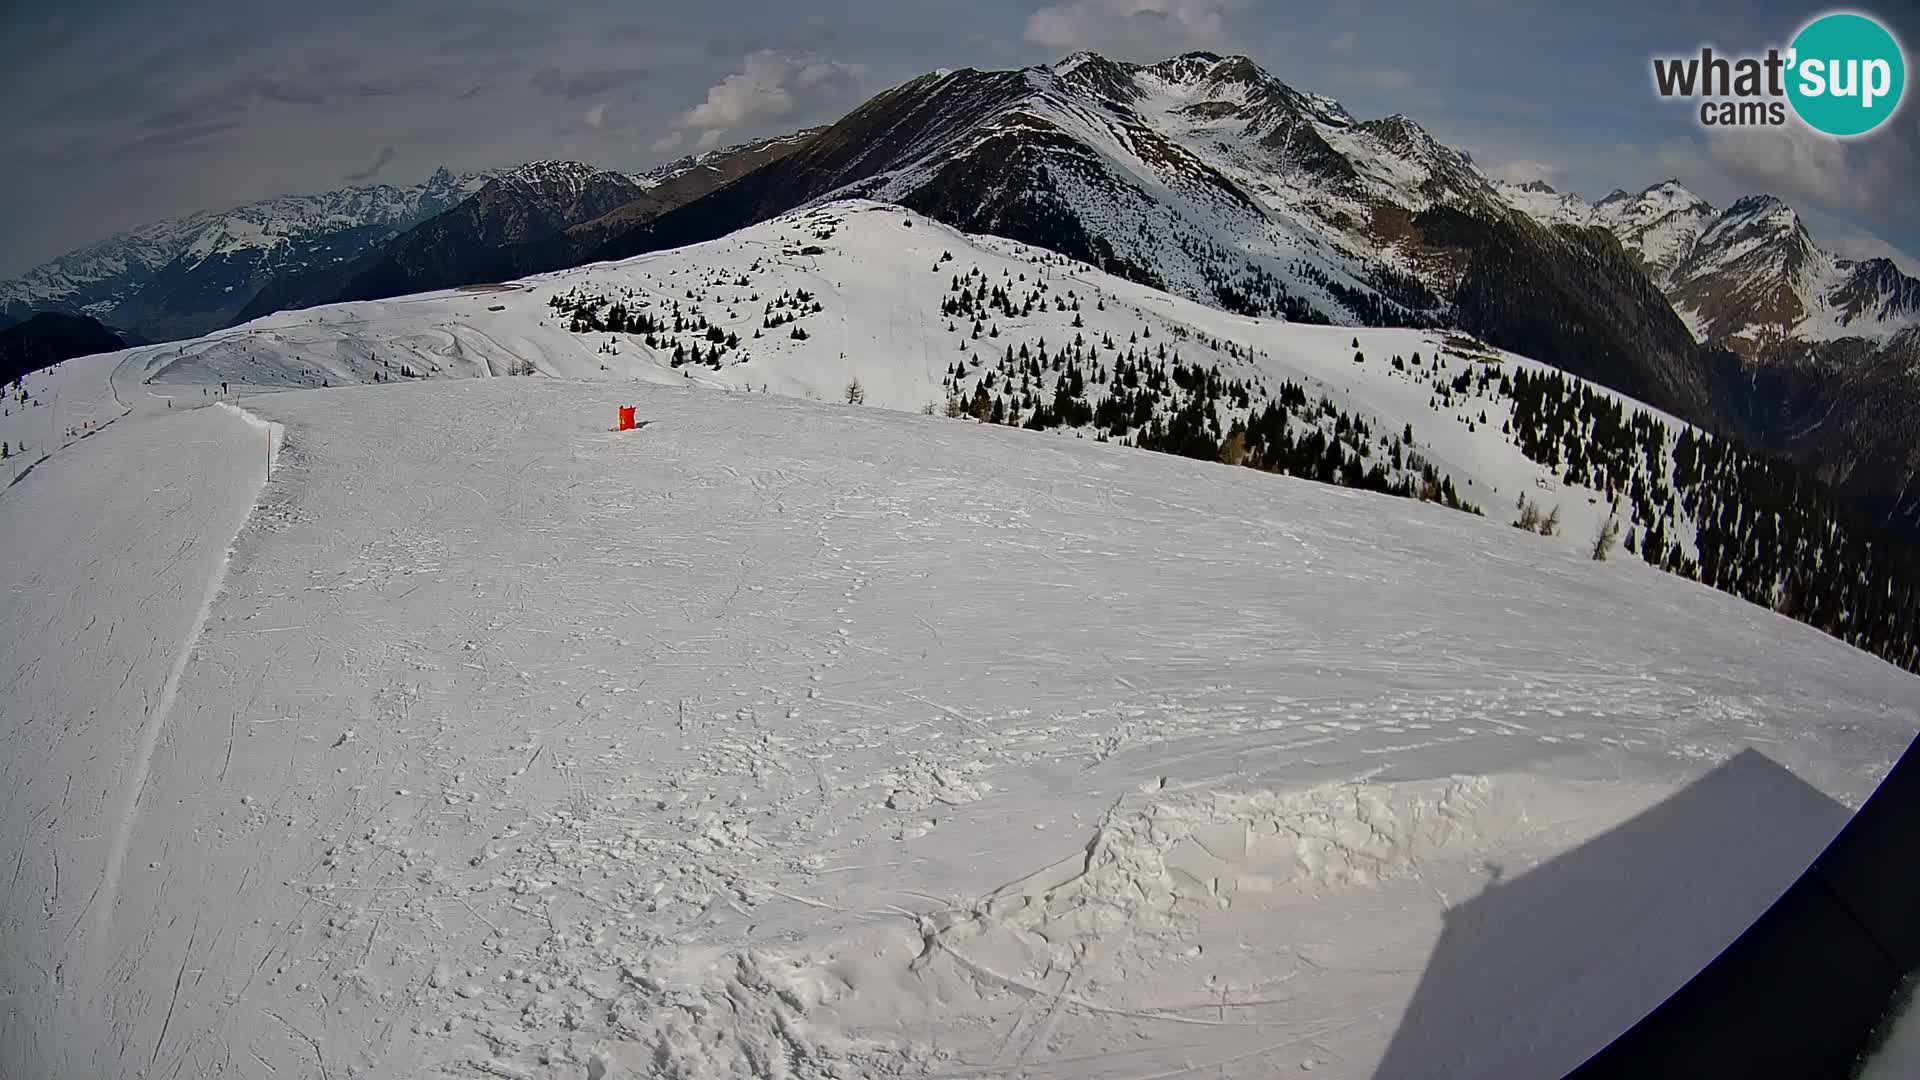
[593, 53, 1721, 434]
[1501, 178, 1920, 535]
[119, 200, 1920, 675]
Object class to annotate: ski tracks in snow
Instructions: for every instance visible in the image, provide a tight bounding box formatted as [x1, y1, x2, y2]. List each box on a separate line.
[86, 405, 283, 1004]
[0, 400, 279, 1078]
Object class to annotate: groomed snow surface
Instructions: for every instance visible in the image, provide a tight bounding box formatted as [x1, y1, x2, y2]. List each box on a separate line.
[3, 210, 1916, 1079]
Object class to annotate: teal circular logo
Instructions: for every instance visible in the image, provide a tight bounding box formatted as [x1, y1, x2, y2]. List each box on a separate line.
[1787, 12, 1906, 136]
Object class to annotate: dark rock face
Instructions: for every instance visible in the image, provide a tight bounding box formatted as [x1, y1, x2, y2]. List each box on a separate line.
[0, 313, 126, 383]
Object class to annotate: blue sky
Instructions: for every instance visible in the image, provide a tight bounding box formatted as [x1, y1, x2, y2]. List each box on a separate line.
[2, 0, 1915, 276]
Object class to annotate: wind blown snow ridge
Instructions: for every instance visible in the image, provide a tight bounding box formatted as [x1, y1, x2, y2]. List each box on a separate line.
[217, 400, 287, 474]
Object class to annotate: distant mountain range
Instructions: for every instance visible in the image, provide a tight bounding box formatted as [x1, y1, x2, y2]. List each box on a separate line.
[1497, 175, 1920, 532]
[0, 131, 817, 343]
[1497, 177, 1920, 357]
[5, 50, 1919, 533]
[0, 167, 497, 340]
[224, 131, 817, 324]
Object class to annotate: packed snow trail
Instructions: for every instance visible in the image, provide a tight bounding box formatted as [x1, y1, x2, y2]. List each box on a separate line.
[3, 375, 1915, 1077]
[0, 400, 275, 1078]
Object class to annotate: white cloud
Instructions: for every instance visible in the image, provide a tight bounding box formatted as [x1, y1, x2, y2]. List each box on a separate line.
[584, 101, 610, 130]
[1642, 119, 1918, 232]
[1329, 31, 1357, 53]
[650, 131, 686, 154]
[675, 50, 864, 140]
[1023, 0, 1251, 60]
[1701, 125, 1866, 212]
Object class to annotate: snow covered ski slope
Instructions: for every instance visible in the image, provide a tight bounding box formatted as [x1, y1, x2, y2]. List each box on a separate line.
[2, 360, 1914, 1077]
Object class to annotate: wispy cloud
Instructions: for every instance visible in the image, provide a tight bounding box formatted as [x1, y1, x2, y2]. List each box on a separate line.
[344, 144, 397, 181]
[675, 50, 865, 147]
[113, 120, 243, 159]
[1697, 118, 1920, 225]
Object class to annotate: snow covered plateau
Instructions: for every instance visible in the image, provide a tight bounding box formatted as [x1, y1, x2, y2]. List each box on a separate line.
[1, 203, 1915, 1079]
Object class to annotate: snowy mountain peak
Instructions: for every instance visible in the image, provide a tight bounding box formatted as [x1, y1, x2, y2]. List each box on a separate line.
[495, 160, 622, 194]
[1039, 50, 1350, 129]
[1147, 51, 1256, 85]
[1484, 171, 1911, 355]
[1690, 196, 1814, 271]
[1532, 180, 1718, 288]
[0, 166, 499, 335]
[1548, 173, 1920, 356]
[1494, 178, 1596, 229]
[1359, 113, 1436, 152]
[1716, 193, 1796, 229]
[1635, 180, 1713, 215]
[1043, 51, 1148, 103]
[1051, 50, 1103, 77]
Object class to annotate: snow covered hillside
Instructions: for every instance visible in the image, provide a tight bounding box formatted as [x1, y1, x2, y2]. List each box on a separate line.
[123, 201, 1704, 558]
[32, 200, 1920, 676]
[2, 338, 1915, 1077]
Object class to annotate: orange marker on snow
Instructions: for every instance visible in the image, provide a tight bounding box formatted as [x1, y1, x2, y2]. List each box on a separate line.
[617, 406, 636, 431]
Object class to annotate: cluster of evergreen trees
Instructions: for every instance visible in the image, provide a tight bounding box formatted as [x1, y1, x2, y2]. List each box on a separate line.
[762, 289, 823, 334]
[1675, 430, 1920, 668]
[1494, 364, 1920, 673]
[934, 269, 1478, 515]
[547, 275, 826, 371]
